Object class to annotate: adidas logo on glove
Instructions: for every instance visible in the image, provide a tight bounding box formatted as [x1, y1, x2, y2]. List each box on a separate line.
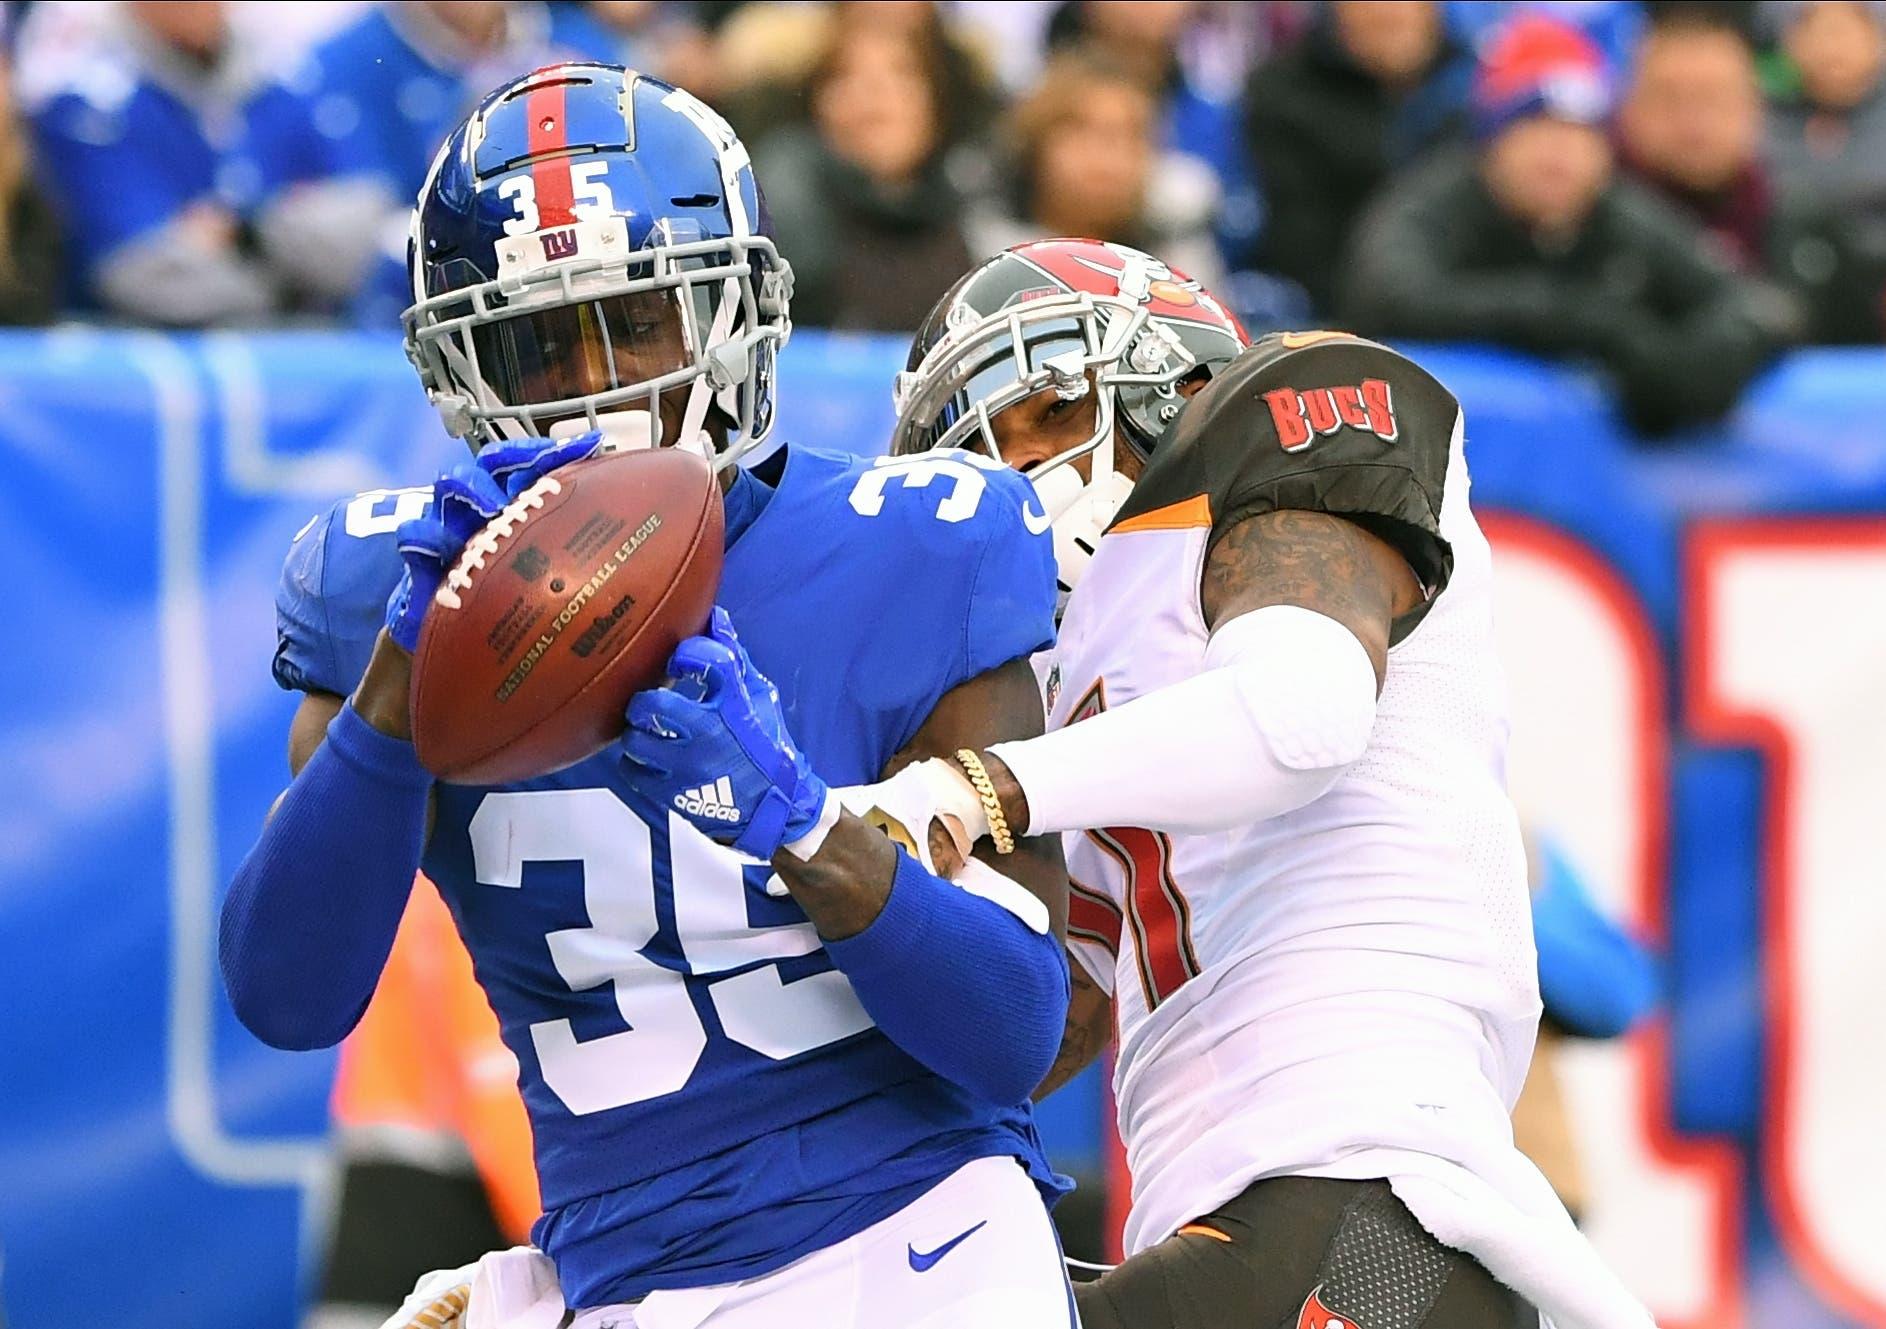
[676, 776, 742, 822]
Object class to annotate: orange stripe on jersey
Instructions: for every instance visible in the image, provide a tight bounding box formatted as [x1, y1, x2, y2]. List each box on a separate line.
[1111, 493, 1211, 535]
[1178, 1222, 1233, 1242]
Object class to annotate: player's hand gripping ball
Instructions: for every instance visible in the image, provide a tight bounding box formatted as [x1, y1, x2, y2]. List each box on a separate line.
[619, 608, 832, 859]
[399, 437, 725, 784]
[385, 432, 606, 652]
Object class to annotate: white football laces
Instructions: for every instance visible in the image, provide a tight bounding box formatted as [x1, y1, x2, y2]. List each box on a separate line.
[433, 474, 562, 611]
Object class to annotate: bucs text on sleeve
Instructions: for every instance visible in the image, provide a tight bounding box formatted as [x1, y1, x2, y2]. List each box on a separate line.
[1113, 331, 1461, 641]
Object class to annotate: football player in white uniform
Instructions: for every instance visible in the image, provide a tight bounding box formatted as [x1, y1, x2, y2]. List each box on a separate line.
[881, 240, 1655, 1329]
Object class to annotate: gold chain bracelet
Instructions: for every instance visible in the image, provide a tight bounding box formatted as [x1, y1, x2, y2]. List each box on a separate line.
[955, 749, 1015, 855]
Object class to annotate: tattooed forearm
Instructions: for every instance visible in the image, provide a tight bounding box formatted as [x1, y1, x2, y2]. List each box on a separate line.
[1035, 963, 1113, 1101]
[1200, 509, 1422, 690]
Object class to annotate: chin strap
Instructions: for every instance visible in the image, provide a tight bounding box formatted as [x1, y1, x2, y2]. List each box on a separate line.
[548, 409, 715, 462]
[691, 277, 744, 471]
[1031, 464, 1134, 611]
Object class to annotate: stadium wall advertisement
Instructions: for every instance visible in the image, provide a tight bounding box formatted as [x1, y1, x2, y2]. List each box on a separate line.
[0, 328, 1880, 1328]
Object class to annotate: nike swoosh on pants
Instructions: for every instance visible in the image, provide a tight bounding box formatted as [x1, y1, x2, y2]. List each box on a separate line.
[907, 1220, 988, 1273]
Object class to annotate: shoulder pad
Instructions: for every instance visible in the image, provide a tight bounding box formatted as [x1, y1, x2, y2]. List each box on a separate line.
[1117, 335, 1459, 625]
[827, 448, 1057, 685]
[272, 487, 427, 696]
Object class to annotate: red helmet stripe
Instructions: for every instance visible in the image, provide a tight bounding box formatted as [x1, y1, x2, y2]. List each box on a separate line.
[525, 80, 575, 227]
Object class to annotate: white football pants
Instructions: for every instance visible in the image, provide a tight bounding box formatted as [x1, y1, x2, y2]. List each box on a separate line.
[570, 1157, 1075, 1329]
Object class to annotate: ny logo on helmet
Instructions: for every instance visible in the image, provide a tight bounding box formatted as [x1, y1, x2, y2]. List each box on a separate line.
[1263, 379, 1398, 453]
[540, 229, 579, 261]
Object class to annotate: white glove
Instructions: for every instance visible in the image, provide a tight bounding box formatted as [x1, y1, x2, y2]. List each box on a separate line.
[837, 757, 989, 877]
[761, 758, 989, 897]
[379, 1246, 563, 1329]
[827, 762, 1047, 934]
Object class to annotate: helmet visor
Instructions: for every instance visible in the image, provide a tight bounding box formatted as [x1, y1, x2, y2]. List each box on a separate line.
[469, 289, 692, 412]
[924, 318, 1089, 448]
[892, 293, 1150, 469]
[898, 311, 1102, 454]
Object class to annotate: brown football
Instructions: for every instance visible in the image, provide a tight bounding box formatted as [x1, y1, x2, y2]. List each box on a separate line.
[410, 448, 723, 784]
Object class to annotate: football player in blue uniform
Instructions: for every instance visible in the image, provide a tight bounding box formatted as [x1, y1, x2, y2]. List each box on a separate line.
[220, 65, 1076, 1327]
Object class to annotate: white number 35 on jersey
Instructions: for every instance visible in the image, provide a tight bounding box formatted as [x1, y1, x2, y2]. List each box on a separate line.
[848, 452, 1051, 534]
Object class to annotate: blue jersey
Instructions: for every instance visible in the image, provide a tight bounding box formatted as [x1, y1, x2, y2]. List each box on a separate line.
[275, 447, 1063, 1306]
[229, 4, 621, 219]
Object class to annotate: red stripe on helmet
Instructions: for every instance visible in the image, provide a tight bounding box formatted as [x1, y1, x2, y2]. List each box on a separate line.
[525, 80, 574, 227]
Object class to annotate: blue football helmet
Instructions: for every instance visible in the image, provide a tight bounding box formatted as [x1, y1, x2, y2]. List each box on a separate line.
[403, 63, 792, 466]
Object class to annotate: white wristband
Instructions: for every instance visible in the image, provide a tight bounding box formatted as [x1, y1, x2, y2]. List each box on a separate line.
[780, 788, 843, 862]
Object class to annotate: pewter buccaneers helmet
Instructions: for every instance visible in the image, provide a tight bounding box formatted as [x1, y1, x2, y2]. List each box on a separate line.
[891, 239, 1247, 606]
[403, 63, 792, 465]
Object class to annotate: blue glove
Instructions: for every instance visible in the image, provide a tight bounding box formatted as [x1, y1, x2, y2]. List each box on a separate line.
[384, 434, 605, 652]
[476, 431, 603, 498]
[619, 607, 832, 859]
[1532, 839, 1660, 1039]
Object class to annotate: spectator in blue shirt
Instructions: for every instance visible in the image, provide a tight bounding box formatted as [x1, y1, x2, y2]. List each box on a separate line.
[230, 0, 622, 314]
[21, 0, 276, 325]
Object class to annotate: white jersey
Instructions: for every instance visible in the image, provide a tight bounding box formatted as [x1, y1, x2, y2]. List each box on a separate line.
[1048, 350, 1540, 1257]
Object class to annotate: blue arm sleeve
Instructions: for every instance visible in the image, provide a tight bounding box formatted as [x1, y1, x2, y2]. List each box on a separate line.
[219, 703, 430, 1051]
[1532, 842, 1661, 1039]
[823, 850, 1070, 1107]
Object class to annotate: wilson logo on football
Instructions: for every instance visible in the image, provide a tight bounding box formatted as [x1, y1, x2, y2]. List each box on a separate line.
[1263, 379, 1398, 453]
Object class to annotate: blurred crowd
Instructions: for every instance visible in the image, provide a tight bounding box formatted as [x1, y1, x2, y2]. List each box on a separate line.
[3, 0, 1886, 429]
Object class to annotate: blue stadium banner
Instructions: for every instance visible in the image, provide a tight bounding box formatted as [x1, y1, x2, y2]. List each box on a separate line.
[0, 329, 1882, 1328]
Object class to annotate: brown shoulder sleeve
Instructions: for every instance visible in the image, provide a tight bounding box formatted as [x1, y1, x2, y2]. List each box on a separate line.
[1113, 332, 1459, 611]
